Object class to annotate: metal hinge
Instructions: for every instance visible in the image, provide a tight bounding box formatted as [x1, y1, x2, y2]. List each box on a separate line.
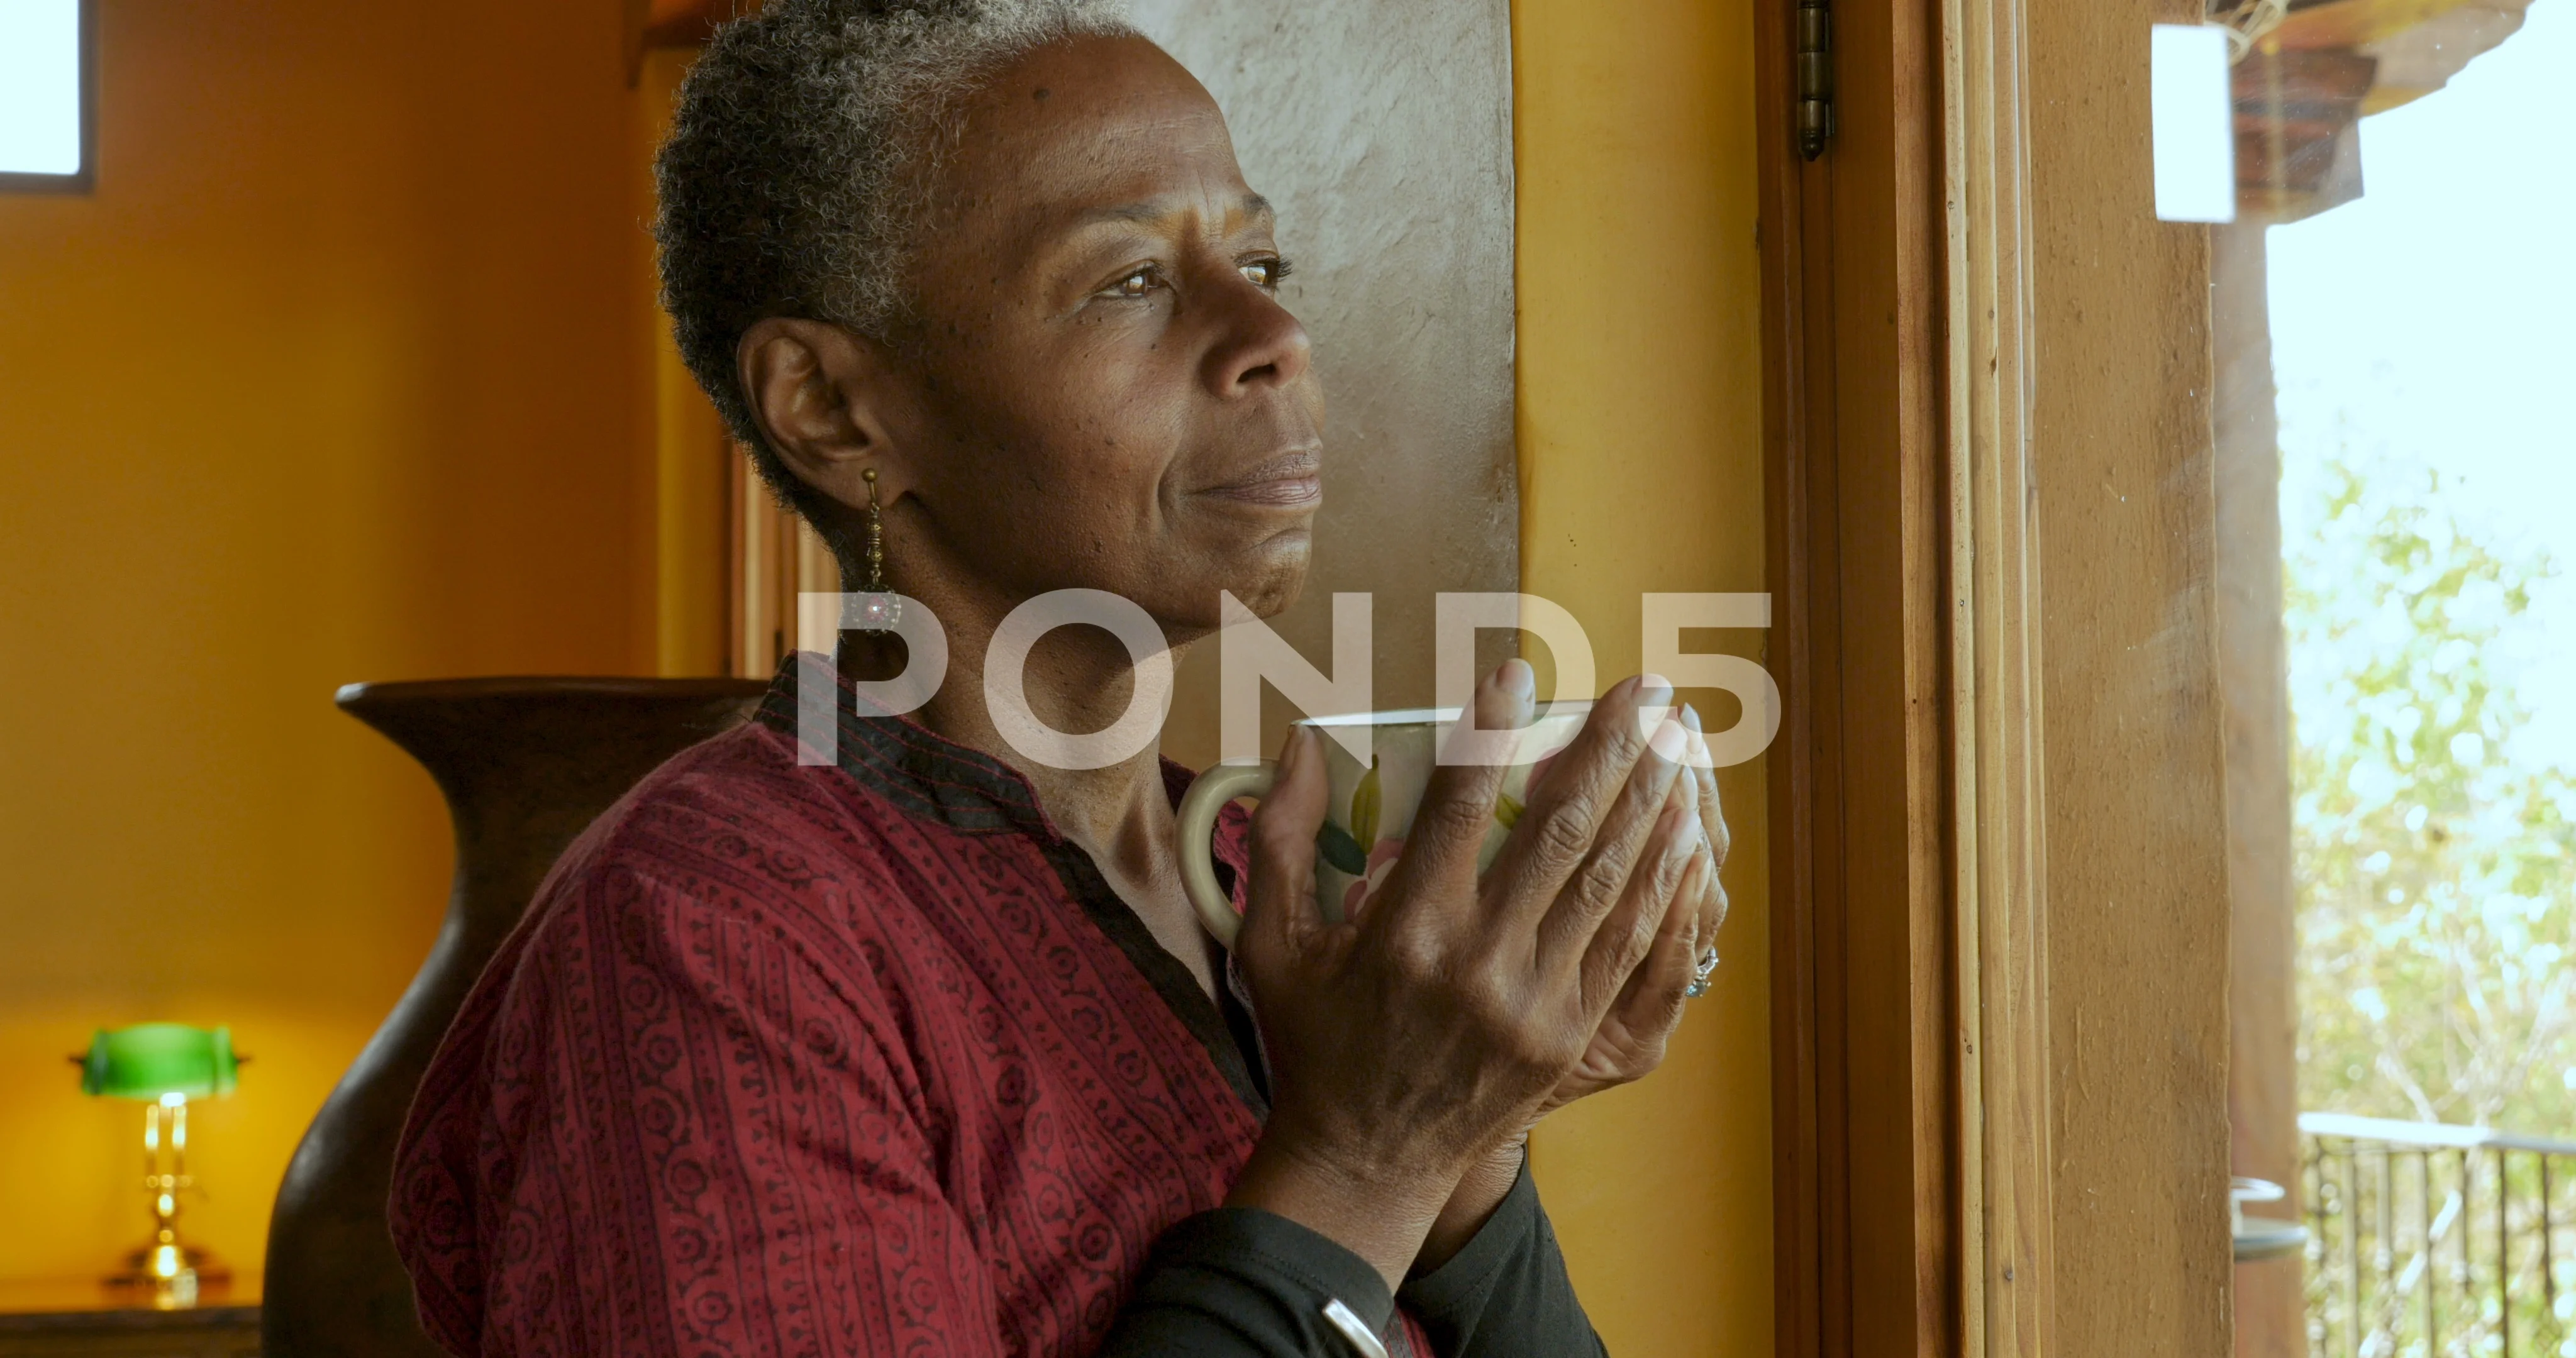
[1797, 0, 1836, 160]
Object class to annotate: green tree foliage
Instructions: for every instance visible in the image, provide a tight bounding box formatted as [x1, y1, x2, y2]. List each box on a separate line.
[2292, 453, 2576, 1134]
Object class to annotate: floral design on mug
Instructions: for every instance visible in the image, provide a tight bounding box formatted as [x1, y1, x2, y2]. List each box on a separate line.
[1342, 837, 1406, 921]
[1350, 754, 1382, 850]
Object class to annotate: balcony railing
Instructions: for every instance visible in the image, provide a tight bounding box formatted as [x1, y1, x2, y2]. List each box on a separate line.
[2301, 1112, 2576, 1358]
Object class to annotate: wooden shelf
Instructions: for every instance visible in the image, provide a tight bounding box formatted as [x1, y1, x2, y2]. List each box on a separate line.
[0, 1278, 260, 1358]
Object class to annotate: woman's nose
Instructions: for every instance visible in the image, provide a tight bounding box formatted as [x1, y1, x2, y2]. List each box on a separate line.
[1201, 284, 1314, 398]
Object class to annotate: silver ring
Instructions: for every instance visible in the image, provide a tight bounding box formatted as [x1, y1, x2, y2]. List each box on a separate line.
[1686, 947, 1720, 998]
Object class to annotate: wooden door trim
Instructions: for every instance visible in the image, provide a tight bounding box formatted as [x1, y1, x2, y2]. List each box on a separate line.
[1753, 0, 1830, 1347]
[1939, 0, 2055, 1349]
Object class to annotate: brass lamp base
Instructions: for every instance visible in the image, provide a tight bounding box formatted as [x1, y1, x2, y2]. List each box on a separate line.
[95, 1094, 230, 1309]
[105, 1235, 230, 1310]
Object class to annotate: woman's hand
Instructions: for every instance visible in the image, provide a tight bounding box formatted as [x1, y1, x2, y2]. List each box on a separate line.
[1417, 718, 1731, 1270]
[1538, 702, 1733, 1117]
[1224, 660, 1695, 1289]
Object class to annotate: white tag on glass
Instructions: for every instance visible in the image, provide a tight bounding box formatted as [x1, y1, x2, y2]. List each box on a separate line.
[2150, 23, 2237, 224]
[0, 0, 84, 178]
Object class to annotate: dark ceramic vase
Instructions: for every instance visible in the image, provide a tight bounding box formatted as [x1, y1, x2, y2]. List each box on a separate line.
[261, 676, 767, 1357]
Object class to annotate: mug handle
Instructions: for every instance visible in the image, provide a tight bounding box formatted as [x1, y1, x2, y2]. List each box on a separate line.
[1175, 760, 1277, 950]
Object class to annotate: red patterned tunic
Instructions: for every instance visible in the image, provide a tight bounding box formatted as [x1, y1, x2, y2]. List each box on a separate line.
[392, 661, 1473, 1356]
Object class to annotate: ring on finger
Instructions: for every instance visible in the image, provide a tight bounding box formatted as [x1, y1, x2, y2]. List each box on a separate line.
[1685, 945, 1721, 998]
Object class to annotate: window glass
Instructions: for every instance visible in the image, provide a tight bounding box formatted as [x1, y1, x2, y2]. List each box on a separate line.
[2277, 2, 2576, 1137]
[2216, 0, 2576, 1347]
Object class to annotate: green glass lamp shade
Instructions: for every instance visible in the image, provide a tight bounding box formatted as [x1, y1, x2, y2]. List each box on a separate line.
[79, 1024, 238, 1100]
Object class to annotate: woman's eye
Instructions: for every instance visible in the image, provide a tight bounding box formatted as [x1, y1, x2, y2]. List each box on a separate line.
[1240, 257, 1294, 290]
[1103, 268, 1159, 299]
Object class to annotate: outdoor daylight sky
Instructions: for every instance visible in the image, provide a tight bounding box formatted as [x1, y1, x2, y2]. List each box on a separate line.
[2270, 0, 2576, 771]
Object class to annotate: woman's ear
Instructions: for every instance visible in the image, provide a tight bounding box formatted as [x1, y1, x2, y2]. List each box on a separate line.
[737, 317, 913, 508]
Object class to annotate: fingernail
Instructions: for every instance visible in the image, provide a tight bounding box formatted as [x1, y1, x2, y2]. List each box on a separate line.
[1499, 658, 1537, 703]
[1650, 717, 1688, 763]
[1689, 729, 1710, 767]
[1682, 702, 1702, 732]
[1639, 672, 1672, 694]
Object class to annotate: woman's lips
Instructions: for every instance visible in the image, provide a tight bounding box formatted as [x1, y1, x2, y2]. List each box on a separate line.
[1199, 452, 1323, 508]
[1205, 474, 1323, 506]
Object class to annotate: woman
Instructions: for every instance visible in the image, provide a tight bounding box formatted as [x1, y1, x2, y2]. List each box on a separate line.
[391, 3, 1731, 1355]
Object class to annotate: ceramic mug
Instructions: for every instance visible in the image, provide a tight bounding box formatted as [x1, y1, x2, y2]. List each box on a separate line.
[1176, 703, 1594, 949]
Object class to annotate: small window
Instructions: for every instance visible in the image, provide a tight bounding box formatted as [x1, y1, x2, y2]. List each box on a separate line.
[0, 0, 93, 192]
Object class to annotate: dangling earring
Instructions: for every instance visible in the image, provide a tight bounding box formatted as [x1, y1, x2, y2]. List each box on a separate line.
[855, 467, 902, 634]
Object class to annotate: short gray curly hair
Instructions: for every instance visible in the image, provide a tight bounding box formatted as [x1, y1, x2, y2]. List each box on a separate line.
[654, 0, 1136, 538]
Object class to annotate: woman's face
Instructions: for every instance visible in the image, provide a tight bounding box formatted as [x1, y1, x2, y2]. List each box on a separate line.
[881, 33, 1324, 633]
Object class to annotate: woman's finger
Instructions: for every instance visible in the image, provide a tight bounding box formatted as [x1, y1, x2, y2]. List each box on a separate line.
[1539, 717, 1690, 978]
[1676, 709, 1731, 942]
[1568, 786, 1697, 1014]
[1475, 673, 1673, 932]
[1244, 725, 1331, 966]
[1612, 847, 1711, 1047]
[1379, 660, 1534, 920]
[1693, 858, 1729, 971]
[1681, 706, 1732, 873]
[1645, 850, 1714, 1015]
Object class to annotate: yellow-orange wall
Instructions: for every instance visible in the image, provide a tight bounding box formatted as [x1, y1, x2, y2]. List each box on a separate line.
[0, 0, 668, 1284]
[641, 47, 738, 680]
[1513, 1, 1774, 1354]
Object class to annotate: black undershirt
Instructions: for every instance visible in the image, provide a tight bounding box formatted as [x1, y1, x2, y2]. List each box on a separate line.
[1095, 881, 1605, 1357]
[1042, 770, 1606, 1357]
[1099, 1157, 1606, 1358]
